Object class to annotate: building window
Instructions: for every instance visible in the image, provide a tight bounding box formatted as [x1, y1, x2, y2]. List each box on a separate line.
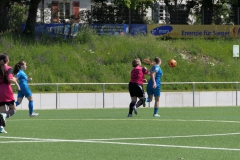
[52, 1, 59, 23]
[51, 1, 80, 23]
[72, 1, 80, 22]
[59, 2, 70, 19]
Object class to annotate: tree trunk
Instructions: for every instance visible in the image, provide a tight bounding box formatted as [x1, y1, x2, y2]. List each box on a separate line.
[202, 0, 214, 24]
[0, 1, 10, 32]
[22, 0, 41, 36]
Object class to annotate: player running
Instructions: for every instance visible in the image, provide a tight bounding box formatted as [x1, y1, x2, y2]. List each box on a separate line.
[13, 61, 39, 117]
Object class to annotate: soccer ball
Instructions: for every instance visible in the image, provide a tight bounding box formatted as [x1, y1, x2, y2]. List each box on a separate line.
[168, 59, 177, 68]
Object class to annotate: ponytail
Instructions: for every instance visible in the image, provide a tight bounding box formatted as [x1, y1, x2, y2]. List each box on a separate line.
[13, 60, 25, 75]
[143, 57, 154, 65]
[143, 57, 161, 65]
[0, 58, 9, 84]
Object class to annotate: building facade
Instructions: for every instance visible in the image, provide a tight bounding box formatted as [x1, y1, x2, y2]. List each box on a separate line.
[37, 0, 154, 24]
[37, 0, 192, 24]
[37, 0, 92, 23]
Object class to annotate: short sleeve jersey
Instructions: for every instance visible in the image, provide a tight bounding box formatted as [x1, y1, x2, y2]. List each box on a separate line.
[130, 66, 149, 85]
[148, 65, 163, 87]
[0, 65, 14, 102]
[17, 70, 28, 88]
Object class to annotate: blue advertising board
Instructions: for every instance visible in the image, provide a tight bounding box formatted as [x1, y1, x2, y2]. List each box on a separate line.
[89, 24, 129, 35]
[129, 24, 147, 36]
[22, 23, 147, 37]
[22, 23, 87, 38]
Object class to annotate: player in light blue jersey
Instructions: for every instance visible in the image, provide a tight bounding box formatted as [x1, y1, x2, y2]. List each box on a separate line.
[145, 57, 163, 117]
[13, 61, 38, 117]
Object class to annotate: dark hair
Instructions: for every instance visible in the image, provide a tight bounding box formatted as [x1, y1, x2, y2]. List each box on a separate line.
[154, 57, 161, 64]
[0, 53, 10, 84]
[13, 60, 25, 75]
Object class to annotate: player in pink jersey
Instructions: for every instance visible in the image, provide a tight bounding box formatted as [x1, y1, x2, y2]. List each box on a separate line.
[0, 53, 20, 133]
[127, 58, 149, 117]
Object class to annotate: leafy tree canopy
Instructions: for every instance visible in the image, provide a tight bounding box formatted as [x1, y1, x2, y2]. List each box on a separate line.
[113, 0, 155, 9]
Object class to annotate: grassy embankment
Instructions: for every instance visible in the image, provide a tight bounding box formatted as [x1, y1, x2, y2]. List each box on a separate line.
[1, 31, 240, 92]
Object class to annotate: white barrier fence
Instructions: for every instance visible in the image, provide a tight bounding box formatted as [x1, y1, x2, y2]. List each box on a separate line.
[15, 82, 239, 110]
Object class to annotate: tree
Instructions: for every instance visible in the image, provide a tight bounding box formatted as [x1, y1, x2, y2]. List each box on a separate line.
[8, 3, 28, 33]
[229, 0, 240, 24]
[163, 0, 193, 24]
[113, 0, 155, 9]
[0, 0, 41, 35]
[0, 0, 27, 33]
[113, 0, 155, 24]
[0, 0, 11, 32]
[88, 0, 154, 24]
[22, 0, 42, 36]
[192, 0, 232, 25]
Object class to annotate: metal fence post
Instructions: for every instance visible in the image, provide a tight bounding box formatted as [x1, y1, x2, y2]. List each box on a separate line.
[236, 82, 238, 106]
[103, 83, 105, 108]
[56, 84, 58, 109]
[192, 82, 195, 107]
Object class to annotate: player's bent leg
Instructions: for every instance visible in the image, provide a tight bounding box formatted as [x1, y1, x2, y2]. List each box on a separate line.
[0, 105, 6, 113]
[6, 103, 17, 118]
[16, 98, 23, 106]
[16, 90, 25, 106]
[142, 98, 146, 107]
[128, 101, 137, 116]
[146, 95, 153, 102]
[136, 98, 144, 108]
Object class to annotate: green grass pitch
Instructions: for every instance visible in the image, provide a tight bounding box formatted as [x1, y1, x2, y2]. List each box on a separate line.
[1, 107, 240, 160]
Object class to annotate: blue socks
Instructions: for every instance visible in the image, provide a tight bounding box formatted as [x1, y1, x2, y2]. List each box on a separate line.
[16, 100, 35, 115]
[15, 101, 19, 106]
[146, 98, 150, 102]
[154, 108, 159, 114]
[29, 100, 34, 115]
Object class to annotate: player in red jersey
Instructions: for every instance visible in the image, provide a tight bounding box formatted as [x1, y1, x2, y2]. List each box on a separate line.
[0, 53, 20, 133]
[128, 58, 149, 117]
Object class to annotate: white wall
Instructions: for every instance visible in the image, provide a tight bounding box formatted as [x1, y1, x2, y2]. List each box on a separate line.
[16, 91, 239, 110]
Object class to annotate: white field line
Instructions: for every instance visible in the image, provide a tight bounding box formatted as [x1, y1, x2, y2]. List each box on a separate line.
[2, 139, 240, 151]
[1, 132, 240, 151]
[7, 118, 240, 124]
[81, 132, 240, 141]
[2, 119, 240, 151]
